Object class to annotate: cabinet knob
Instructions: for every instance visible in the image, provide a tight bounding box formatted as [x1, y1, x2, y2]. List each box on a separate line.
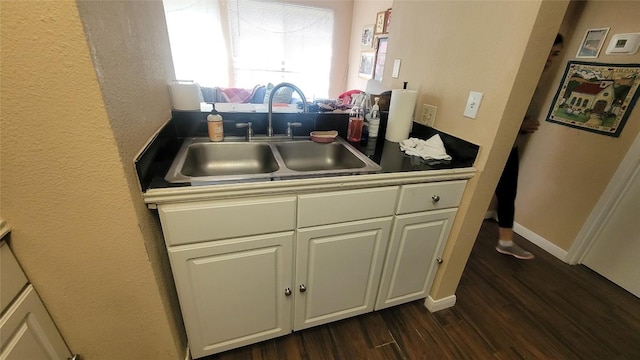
[436, 257, 443, 264]
[285, 288, 292, 296]
[299, 284, 307, 293]
[432, 195, 441, 203]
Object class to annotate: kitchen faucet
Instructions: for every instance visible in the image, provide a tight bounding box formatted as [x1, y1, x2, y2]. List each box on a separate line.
[267, 82, 307, 137]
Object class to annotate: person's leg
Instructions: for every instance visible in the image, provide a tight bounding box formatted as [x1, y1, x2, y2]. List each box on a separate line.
[494, 147, 534, 259]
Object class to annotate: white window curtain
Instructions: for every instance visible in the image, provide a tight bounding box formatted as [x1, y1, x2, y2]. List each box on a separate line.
[227, 0, 334, 99]
[164, 0, 229, 87]
[164, 0, 334, 99]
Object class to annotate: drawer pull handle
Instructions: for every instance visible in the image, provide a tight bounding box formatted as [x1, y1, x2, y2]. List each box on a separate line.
[299, 284, 307, 293]
[285, 288, 292, 296]
[436, 257, 443, 264]
[432, 195, 441, 203]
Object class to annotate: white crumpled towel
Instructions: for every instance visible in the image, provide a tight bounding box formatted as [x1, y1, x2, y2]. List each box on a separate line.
[399, 135, 452, 161]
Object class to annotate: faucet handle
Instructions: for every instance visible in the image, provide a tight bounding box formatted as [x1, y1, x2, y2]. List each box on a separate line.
[286, 122, 302, 139]
[235, 122, 253, 141]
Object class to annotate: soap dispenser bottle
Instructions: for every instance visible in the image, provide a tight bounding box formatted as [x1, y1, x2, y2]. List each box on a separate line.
[207, 106, 224, 142]
[368, 97, 381, 138]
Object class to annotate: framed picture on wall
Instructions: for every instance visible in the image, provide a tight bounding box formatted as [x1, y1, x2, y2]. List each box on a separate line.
[546, 61, 640, 137]
[361, 25, 374, 49]
[358, 51, 375, 79]
[576, 28, 610, 58]
[373, 36, 388, 81]
[374, 11, 386, 34]
[383, 8, 392, 34]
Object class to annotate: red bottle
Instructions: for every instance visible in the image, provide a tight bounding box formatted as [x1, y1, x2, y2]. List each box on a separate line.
[347, 107, 364, 142]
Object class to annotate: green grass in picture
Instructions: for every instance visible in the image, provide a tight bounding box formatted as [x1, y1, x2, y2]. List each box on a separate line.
[600, 114, 617, 128]
[553, 108, 587, 123]
[553, 108, 617, 128]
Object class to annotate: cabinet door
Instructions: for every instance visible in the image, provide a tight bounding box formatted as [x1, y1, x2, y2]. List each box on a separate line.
[375, 209, 457, 310]
[0, 285, 71, 360]
[294, 218, 392, 331]
[1, 242, 28, 313]
[169, 232, 293, 358]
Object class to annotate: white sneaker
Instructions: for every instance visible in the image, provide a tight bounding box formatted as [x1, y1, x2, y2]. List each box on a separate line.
[495, 242, 534, 260]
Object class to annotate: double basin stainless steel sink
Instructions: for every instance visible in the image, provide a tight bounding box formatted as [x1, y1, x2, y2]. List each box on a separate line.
[165, 137, 382, 183]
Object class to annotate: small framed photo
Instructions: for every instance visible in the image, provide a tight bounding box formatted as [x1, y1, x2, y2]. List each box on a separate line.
[373, 37, 388, 81]
[361, 25, 374, 49]
[358, 51, 375, 79]
[383, 8, 392, 34]
[374, 11, 386, 34]
[576, 28, 610, 58]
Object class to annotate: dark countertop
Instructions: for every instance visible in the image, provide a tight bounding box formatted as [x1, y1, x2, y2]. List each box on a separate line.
[135, 111, 479, 192]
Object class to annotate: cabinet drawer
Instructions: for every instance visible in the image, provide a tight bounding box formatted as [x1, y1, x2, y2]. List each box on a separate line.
[297, 186, 398, 227]
[159, 196, 296, 246]
[396, 180, 466, 214]
[1, 242, 28, 314]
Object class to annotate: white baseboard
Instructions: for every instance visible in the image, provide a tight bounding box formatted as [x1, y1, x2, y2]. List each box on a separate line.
[424, 294, 456, 312]
[184, 346, 191, 360]
[513, 222, 568, 262]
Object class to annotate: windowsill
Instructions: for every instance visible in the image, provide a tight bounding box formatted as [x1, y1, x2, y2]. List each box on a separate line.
[200, 103, 301, 113]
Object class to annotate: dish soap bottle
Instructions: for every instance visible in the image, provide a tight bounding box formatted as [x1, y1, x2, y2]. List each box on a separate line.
[207, 106, 224, 142]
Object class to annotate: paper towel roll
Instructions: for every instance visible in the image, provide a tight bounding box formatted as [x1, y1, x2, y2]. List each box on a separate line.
[385, 89, 418, 142]
[168, 80, 201, 110]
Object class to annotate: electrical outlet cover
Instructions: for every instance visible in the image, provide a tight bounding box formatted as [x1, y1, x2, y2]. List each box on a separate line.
[419, 104, 437, 127]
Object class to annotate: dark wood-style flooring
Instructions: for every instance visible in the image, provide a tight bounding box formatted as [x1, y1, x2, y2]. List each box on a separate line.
[207, 220, 640, 359]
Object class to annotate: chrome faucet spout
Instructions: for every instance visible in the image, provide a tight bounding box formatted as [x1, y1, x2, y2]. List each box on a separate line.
[267, 82, 307, 136]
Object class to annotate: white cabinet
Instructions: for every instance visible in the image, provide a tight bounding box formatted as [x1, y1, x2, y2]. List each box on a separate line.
[297, 186, 398, 227]
[159, 196, 296, 358]
[0, 285, 71, 360]
[168, 233, 293, 358]
[375, 209, 457, 310]
[1, 241, 28, 311]
[1, 239, 72, 360]
[156, 181, 466, 357]
[294, 217, 391, 330]
[294, 187, 397, 330]
[376, 180, 465, 310]
[159, 196, 296, 246]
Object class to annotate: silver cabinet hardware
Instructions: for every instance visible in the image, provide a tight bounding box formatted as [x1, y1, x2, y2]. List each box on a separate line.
[285, 288, 292, 296]
[436, 257, 443, 264]
[299, 284, 307, 293]
[432, 195, 440, 203]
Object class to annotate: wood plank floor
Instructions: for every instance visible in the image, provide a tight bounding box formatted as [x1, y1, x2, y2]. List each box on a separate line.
[206, 220, 640, 359]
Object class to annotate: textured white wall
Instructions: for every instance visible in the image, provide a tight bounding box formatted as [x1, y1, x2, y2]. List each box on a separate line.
[0, 2, 182, 359]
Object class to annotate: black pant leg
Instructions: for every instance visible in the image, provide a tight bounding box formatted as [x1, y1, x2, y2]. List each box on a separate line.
[495, 147, 519, 229]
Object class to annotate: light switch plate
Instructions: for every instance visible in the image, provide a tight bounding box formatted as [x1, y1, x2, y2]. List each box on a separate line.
[463, 91, 483, 119]
[392, 59, 401, 78]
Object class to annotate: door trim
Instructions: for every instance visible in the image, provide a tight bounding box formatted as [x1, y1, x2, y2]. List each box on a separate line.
[566, 130, 640, 264]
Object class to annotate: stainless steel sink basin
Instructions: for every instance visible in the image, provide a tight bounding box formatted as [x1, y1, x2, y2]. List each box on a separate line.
[165, 137, 381, 184]
[275, 141, 367, 171]
[181, 142, 279, 176]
